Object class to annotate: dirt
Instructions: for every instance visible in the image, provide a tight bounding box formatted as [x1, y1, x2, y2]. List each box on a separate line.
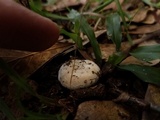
[25, 49, 148, 120]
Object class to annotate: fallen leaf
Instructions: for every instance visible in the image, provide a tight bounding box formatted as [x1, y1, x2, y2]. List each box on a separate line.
[142, 12, 155, 24]
[128, 7, 149, 23]
[142, 84, 160, 120]
[0, 48, 34, 62]
[43, 0, 87, 12]
[121, 40, 160, 66]
[0, 42, 72, 78]
[74, 100, 131, 120]
[129, 23, 160, 34]
[103, 0, 124, 11]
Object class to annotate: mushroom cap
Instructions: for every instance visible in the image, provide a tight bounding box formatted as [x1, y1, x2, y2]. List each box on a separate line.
[58, 59, 100, 90]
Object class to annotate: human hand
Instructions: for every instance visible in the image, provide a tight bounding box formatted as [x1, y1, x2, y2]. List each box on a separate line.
[0, 0, 60, 51]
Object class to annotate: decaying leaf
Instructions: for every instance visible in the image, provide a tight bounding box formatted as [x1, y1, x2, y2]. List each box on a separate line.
[143, 12, 155, 24]
[0, 42, 72, 78]
[103, 0, 124, 10]
[43, 0, 87, 12]
[74, 100, 131, 120]
[129, 23, 160, 34]
[128, 7, 149, 23]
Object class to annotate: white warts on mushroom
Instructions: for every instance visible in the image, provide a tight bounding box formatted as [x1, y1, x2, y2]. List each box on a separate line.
[58, 59, 100, 90]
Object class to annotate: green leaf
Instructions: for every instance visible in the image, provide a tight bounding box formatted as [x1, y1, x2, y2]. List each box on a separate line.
[130, 45, 160, 62]
[114, 0, 132, 43]
[40, 11, 70, 20]
[106, 12, 122, 51]
[93, 0, 114, 12]
[60, 29, 83, 49]
[79, 16, 102, 64]
[119, 64, 160, 86]
[142, 0, 160, 8]
[29, 0, 43, 11]
[0, 98, 16, 120]
[68, 9, 102, 64]
[108, 52, 127, 65]
[29, 0, 69, 20]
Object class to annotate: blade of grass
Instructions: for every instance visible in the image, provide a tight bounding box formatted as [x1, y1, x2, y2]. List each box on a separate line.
[106, 12, 122, 51]
[0, 58, 36, 96]
[114, 0, 132, 43]
[79, 16, 102, 64]
[93, 0, 114, 12]
[142, 0, 160, 8]
[60, 30, 83, 49]
[68, 9, 102, 64]
[29, 0, 70, 20]
[0, 98, 17, 120]
[108, 52, 127, 66]
[0, 58, 60, 106]
[30, 0, 42, 10]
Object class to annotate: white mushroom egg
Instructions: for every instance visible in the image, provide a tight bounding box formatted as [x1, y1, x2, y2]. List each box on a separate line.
[58, 59, 100, 90]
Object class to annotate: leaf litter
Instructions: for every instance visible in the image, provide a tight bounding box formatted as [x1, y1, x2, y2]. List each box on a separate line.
[1, 0, 160, 120]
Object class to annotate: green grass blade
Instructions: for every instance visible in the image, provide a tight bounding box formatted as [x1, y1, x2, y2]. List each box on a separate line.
[114, 0, 132, 43]
[40, 11, 71, 20]
[0, 58, 36, 96]
[29, 1, 70, 20]
[93, 0, 114, 12]
[0, 58, 61, 108]
[60, 29, 83, 49]
[142, 0, 160, 8]
[79, 16, 102, 64]
[106, 12, 122, 51]
[67, 9, 102, 64]
[108, 52, 127, 65]
[119, 64, 160, 86]
[0, 98, 16, 120]
[130, 44, 160, 62]
[30, 0, 42, 10]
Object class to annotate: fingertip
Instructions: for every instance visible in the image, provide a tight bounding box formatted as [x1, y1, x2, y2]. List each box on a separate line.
[0, 0, 60, 51]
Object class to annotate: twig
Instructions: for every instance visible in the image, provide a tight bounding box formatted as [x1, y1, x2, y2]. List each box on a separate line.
[114, 90, 160, 113]
[132, 29, 160, 47]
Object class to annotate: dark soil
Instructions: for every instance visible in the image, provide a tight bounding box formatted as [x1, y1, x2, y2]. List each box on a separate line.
[26, 49, 148, 120]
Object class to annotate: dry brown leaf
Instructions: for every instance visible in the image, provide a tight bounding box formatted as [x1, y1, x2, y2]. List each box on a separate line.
[74, 100, 131, 120]
[0, 42, 72, 78]
[129, 23, 160, 34]
[122, 0, 142, 10]
[128, 7, 149, 23]
[88, 43, 115, 60]
[0, 48, 35, 62]
[103, 0, 124, 11]
[43, 0, 86, 12]
[142, 12, 155, 24]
